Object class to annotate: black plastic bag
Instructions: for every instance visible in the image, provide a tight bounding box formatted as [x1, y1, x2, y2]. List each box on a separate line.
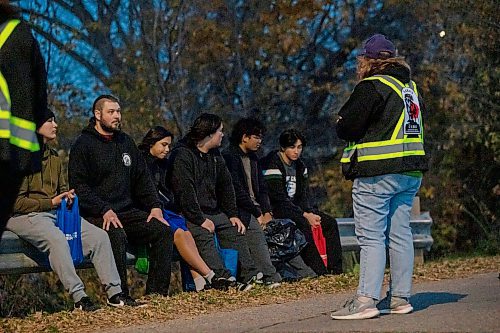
[264, 218, 308, 263]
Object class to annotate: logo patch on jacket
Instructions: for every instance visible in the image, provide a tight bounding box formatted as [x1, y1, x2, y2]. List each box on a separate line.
[122, 153, 132, 166]
[402, 87, 422, 135]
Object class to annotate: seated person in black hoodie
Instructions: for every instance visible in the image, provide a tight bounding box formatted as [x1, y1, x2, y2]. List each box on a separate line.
[69, 95, 174, 303]
[168, 113, 262, 291]
[222, 118, 282, 287]
[139, 126, 218, 291]
[261, 129, 343, 275]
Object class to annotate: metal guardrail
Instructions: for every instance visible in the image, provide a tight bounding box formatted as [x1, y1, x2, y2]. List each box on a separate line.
[0, 212, 433, 275]
[337, 211, 433, 251]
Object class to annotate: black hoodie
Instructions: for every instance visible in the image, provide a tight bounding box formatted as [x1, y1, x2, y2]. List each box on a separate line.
[167, 138, 238, 226]
[68, 121, 161, 218]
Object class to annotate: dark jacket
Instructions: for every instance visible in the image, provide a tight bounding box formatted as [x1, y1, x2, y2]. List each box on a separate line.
[68, 121, 161, 218]
[337, 64, 429, 178]
[13, 145, 66, 214]
[0, 10, 48, 174]
[260, 150, 312, 224]
[222, 144, 272, 227]
[141, 151, 175, 211]
[167, 138, 238, 226]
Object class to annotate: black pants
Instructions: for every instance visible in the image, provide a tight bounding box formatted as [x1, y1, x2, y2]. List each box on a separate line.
[0, 163, 23, 242]
[293, 211, 343, 275]
[87, 208, 174, 296]
[186, 213, 259, 283]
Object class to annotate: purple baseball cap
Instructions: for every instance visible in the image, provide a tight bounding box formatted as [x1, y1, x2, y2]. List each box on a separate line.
[361, 34, 396, 59]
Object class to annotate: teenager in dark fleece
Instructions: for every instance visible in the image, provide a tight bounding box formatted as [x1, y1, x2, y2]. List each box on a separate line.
[261, 129, 343, 276]
[69, 95, 173, 304]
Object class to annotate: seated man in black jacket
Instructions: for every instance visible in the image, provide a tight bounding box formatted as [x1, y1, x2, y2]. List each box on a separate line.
[69, 95, 174, 303]
[222, 118, 282, 287]
[261, 129, 343, 275]
[168, 113, 262, 291]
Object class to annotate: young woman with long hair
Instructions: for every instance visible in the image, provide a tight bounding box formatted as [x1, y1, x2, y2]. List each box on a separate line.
[139, 126, 216, 292]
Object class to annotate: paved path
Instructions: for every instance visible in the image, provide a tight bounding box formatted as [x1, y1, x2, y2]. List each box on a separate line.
[109, 272, 500, 333]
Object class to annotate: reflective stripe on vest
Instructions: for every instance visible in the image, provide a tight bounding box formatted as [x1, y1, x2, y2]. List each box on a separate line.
[0, 19, 40, 152]
[340, 75, 424, 163]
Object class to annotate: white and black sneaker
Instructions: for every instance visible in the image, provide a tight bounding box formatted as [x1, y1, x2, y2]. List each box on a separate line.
[121, 294, 148, 307]
[264, 281, 281, 289]
[236, 282, 253, 291]
[236, 272, 265, 292]
[107, 293, 125, 308]
[74, 297, 101, 312]
[210, 277, 235, 291]
[263, 273, 282, 289]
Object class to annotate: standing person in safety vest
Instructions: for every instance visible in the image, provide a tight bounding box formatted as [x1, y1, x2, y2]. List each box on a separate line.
[331, 34, 428, 320]
[0, 1, 48, 241]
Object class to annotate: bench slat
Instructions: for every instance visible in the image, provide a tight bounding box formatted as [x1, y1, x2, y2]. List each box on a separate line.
[0, 212, 433, 275]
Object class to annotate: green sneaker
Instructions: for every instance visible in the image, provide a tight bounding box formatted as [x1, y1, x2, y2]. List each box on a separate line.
[331, 297, 380, 320]
[377, 295, 413, 314]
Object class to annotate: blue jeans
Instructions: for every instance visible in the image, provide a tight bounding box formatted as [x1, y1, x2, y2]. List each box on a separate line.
[353, 173, 422, 300]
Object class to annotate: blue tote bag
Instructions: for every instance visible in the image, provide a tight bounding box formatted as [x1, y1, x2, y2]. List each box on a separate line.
[56, 195, 84, 266]
[214, 235, 238, 278]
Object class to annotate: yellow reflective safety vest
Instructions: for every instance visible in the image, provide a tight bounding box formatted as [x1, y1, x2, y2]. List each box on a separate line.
[340, 74, 427, 179]
[0, 19, 40, 154]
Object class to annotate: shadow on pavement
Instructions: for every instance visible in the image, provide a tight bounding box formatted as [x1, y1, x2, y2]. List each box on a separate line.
[411, 292, 467, 312]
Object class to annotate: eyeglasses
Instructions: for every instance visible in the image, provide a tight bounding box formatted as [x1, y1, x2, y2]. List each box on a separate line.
[250, 135, 263, 140]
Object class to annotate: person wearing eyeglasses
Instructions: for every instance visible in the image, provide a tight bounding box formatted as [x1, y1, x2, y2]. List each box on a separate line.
[222, 118, 282, 288]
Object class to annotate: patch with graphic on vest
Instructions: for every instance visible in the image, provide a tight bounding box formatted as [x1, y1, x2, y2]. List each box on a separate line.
[402, 87, 422, 135]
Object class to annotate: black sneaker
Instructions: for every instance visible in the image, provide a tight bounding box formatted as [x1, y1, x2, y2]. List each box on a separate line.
[121, 294, 147, 307]
[210, 277, 234, 291]
[107, 293, 125, 307]
[74, 297, 101, 312]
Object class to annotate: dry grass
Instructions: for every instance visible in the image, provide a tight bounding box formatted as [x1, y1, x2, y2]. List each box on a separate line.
[1, 255, 498, 333]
